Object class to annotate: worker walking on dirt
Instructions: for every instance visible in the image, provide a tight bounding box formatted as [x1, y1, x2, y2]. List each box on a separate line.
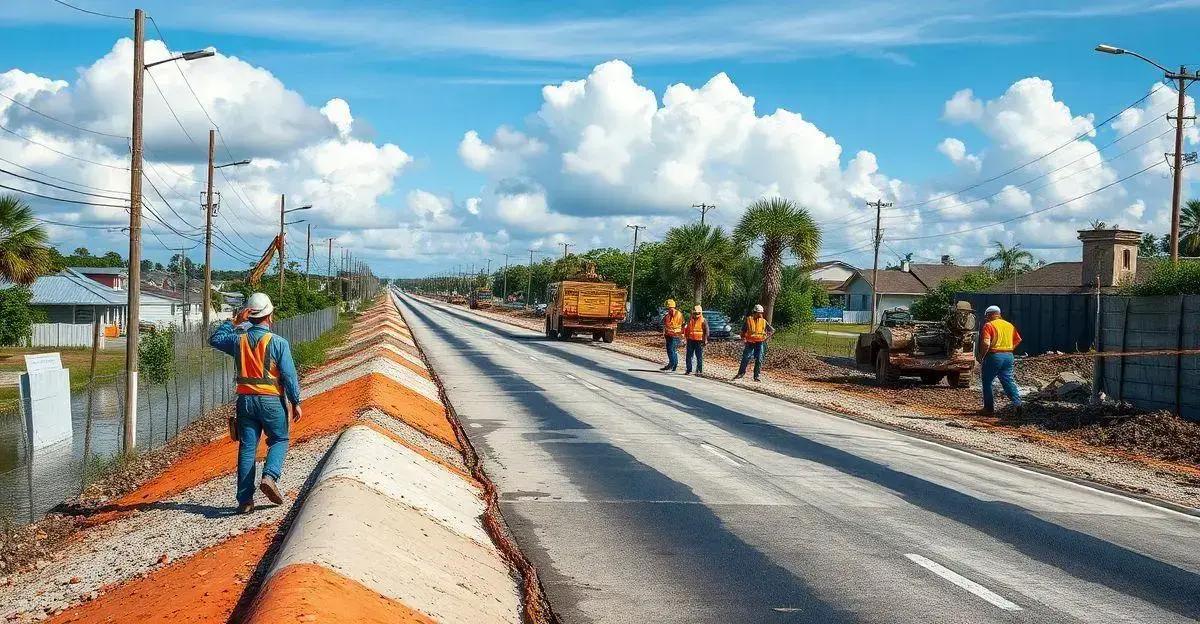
[208, 292, 302, 514]
[980, 305, 1022, 415]
[660, 299, 685, 372]
[684, 305, 709, 376]
[733, 304, 774, 382]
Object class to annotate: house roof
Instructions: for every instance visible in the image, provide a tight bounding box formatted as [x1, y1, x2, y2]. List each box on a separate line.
[0, 269, 128, 306]
[68, 266, 126, 276]
[907, 263, 978, 288]
[842, 263, 983, 295]
[803, 260, 857, 271]
[816, 279, 848, 294]
[984, 258, 1173, 294]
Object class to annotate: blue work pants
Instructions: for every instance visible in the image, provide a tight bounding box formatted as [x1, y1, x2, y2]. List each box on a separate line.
[235, 394, 290, 505]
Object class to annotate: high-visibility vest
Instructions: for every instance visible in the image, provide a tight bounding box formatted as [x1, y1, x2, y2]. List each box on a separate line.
[235, 333, 281, 396]
[684, 316, 706, 341]
[664, 310, 684, 337]
[983, 318, 1018, 353]
[743, 317, 767, 343]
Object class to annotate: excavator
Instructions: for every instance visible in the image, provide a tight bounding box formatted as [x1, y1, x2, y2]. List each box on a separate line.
[247, 235, 281, 286]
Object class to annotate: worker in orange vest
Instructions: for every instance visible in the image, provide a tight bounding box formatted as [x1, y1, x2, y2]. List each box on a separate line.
[733, 304, 774, 382]
[980, 305, 1023, 414]
[208, 293, 302, 514]
[683, 305, 709, 376]
[660, 299, 685, 372]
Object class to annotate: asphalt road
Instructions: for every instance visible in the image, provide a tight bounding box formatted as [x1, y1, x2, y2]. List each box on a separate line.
[396, 293, 1200, 624]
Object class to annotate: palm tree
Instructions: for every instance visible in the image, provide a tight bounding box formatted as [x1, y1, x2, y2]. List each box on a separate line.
[658, 223, 740, 306]
[0, 195, 51, 285]
[732, 197, 821, 323]
[982, 241, 1036, 279]
[1181, 199, 1200, 257]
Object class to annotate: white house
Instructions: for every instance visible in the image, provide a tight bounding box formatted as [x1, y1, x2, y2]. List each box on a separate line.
[803, 260, 856, 307]
[840, 261, 980, 323]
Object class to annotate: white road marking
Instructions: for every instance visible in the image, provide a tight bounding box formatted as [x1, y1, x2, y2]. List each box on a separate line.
[700, 443, 740, 467]
[904, 554, 1022, 611]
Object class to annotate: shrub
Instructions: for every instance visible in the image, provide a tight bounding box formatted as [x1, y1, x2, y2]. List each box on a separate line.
[138, 328, 175, 385]
[911, 270, 1000, 320]
[1120, 260, 1200, 295]
[0, 286, 38, 345]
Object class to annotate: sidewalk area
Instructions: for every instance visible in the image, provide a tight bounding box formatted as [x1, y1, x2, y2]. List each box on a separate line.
[0, 295, 547, 624]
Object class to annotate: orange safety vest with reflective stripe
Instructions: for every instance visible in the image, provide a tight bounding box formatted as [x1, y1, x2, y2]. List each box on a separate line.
[235, 333, 281, 395]
[664, 309, 684, 337]
[743, 317, 767, 343]
[982, 318, 1019, 353]
[684, 316, 707, 341]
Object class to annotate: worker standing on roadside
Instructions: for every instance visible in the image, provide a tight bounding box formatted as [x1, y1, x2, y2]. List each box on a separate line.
[208, 293, 302, 514]
[979, 305, 1022, 414]
[660, 299, 684, 372]
[733, 304, 774, 382]
[683, 305, 709, 376]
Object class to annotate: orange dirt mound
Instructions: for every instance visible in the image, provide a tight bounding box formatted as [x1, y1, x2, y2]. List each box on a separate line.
[49, 523, 277, 624]
[97, 373, 452, 515]
[243, 563, 434, 624]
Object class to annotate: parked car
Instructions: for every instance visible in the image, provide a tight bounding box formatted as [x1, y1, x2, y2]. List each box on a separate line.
[703, 310, 733, 339]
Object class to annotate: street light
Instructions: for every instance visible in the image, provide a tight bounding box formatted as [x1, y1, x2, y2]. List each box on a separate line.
[215, 159, 250, 169]
[1095, 43, 1199, 262]
[279, 200, 314, 291]
[124, 8, 215, 452]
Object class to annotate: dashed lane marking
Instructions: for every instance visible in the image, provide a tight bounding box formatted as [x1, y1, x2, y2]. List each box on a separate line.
[905, 553, 1022, 611]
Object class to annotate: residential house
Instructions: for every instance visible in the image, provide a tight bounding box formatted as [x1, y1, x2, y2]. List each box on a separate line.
[140, 284, 205, 328]
[840, 260, 981, 323]
[2, 268, 127, 331]
[68, 266, 127, 290]
[803, 260, 856, 307]
[987, 229, 1146, 294]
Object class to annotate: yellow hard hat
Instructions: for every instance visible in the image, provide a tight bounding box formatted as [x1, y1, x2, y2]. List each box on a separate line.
[666, 299, 676, 308]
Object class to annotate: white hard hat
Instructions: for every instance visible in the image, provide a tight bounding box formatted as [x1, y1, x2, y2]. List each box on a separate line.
[246, 292, 274, 318]
[985, 305, 1001, 315]
[753, 304, 764, 313]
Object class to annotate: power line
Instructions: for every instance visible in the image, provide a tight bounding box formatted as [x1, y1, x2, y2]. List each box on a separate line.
[49, 0, 130, 20]
[0, 155, 128, 195]
[0, 181, 128, 208]
[33, 216, 125, 231]
[0, 92, 128, 139]
[0, 122, 129, 170]
[0, 167, 128, 201]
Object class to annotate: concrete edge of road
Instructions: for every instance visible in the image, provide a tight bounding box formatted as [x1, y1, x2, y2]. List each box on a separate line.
[391, 289, 560, 624]
[411, 293, 1200, 520]
[241, 294, 549, 624]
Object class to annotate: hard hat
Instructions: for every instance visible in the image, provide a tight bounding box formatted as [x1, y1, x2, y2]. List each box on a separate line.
[246, 292, 274, 318]
[753, 304, 764, 313]
[693, 305, 703, 313]
[985, 305, 1001, 315]
[666, 299, 676, 308]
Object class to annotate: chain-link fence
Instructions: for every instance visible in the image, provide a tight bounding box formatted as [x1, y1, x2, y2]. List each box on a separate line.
[0, 306, 339, 526]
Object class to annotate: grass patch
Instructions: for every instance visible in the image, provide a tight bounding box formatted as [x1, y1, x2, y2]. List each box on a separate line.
[292, 312, 355, 372]
[772, 325, 859, 357]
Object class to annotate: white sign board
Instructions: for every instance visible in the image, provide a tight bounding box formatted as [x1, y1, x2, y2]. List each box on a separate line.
[20, 363, 72, 450]
[24, 352, 63, 374]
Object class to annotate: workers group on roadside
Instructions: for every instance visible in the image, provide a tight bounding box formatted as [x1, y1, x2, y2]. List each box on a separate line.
[660, 299, 774, 382]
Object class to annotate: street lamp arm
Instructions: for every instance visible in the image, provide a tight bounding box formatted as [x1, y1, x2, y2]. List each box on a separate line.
[215, 159, 251, 169]
[144, 49, 215, 70]
[1096, 44, 1171, 74]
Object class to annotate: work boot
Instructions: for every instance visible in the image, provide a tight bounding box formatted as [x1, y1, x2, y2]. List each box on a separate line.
[684, 371, 692, 376]
[753, 377, 761, 382]
[260, 475, 284, 505]
[732, 373, 744, 381]
[659, 364, 672, 371]
[237, 503, 254, 514]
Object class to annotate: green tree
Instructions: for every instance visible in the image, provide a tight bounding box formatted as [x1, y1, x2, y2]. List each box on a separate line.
[1182, 199, 1200, 257]
[1139, 233, 1162, 258]
[659, 223, 741, 306]
[911, 270, 1001, 321]
[0, 195, 52, 285]
[0, 286, 40, 345]
[1120, 260, 1200, 295]
[138, 328, 174, 385]
[732, 197, 821, 323]
[982, 241, 1036, 279]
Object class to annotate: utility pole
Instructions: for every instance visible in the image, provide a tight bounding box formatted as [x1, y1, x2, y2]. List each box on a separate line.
[123, 8, 146, 452]
[202, 129, 215, 330]
[177, 247, 188, 328]
[866, 199, 892, 329]
[526, 249, 536, 308]
[278, 194, 285, 294]
[502, 253, 510, 301]
[693, 203, 716, 225]
[560, 242, 573, 259]
[327, 238, 333, 292]
[1168, 68, 1197, 262]
[626, 224, 644, 321]
[305, 223, 311, 286]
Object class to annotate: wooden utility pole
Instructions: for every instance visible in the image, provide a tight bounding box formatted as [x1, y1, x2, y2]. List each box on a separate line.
[626, 224, 644, 321]
[1167, 67, 1196, 262]
[501, 253, 510, 301]
[327, 238, 333, 291]
[560, 242, 573, 259]
[278, 194, 285, 293]
[202, 129, 215, 330]
[178, 247, 189, 328]
[526, 250, 536, 309]
[866, 199, 892, 329]
[305, 223, 311, 285]
[123, 8, 146, 452]
[693, 203, 716, 225]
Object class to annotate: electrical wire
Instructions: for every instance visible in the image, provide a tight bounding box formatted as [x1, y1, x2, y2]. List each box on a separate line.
[0, 167, 129, 201]
[49, 0, 131, 20]
[33, 215, 125, 230]
[0, 122, 128, 170]
[0, 155, 128, 195]
[0, 92, 128, 139]
[0, 182, 128, 208]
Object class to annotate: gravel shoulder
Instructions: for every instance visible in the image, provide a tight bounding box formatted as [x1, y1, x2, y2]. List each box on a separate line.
[452, 300, 1200, 511]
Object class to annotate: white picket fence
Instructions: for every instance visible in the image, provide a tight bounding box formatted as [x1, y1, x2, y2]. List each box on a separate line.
[24, 323, 106, 348]
[842, 310, 873, 324]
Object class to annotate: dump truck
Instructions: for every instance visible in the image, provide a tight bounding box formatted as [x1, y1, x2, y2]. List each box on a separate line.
[854, 301, 977, 387]
[448, 292, 467, 305]
[469, 288, 495, 310]
[545, 262, 627, 343]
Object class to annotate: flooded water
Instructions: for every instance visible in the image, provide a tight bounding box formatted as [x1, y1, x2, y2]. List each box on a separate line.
[0, 357, 237, 523]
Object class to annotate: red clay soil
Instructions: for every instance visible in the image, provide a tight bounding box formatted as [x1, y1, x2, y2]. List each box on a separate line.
[93, 373, 450, 519]
[48, 523, 278, 624]
[242, 563, 435, 624]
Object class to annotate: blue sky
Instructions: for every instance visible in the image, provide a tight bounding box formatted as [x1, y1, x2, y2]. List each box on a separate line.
[1, 0, 1198, 276]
